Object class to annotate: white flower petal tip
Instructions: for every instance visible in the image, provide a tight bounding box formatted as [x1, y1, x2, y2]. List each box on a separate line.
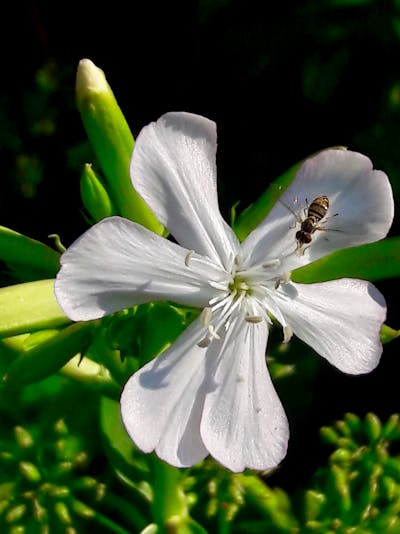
[200, 317, 289, 473]
[242, 148, 394, 271]
[130, 112, 240, 268]
[55, 216, 225, 322]
[275, 279, 386, 376]
[120, 319, 212, 468]
[120, 315, 289, 472]
[295, 149, 395, 240]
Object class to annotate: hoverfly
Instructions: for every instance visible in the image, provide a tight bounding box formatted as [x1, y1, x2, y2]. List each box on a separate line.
[280, 195, 336, 255]
[296, 195, 329, 250]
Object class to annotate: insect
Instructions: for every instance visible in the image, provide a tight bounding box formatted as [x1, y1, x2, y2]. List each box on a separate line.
[295, 195, 330, 253]
[279, 195, 335, 255]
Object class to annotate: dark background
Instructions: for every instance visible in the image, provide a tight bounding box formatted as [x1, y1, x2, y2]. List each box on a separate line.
[1, 0, 399, 488]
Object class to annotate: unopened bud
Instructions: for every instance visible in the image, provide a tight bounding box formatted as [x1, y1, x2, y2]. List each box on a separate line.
[76, 59, 163, 234]
[80, 164, 115, 222]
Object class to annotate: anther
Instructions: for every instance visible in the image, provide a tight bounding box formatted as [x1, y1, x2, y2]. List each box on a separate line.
[275, 271, 292, 289]
[245, 315, 263, 323]
[197, 325, 220, 348]
[262, 259, 281, 269]
[197, 337, 211, 348]
[184, 250, 194, 267]
[200, 307, 212, 327]
[283, 325, 293, 344]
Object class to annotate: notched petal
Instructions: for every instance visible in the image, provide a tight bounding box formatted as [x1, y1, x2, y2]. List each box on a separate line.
[275, 278, 386, 375]
[242, 149, 394, 271]
[131, 112, 240, 268]
[201, 315, 289, 472]
[55, 216, 225, 321]
[120, 318, 217, 467]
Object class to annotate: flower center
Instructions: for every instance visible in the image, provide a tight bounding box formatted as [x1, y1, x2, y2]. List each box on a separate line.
[197, 256, 292, 347]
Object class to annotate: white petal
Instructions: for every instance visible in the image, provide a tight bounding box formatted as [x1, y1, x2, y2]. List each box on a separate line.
[55, 217, 227, 321]
[274, 279, 386, 374]
[201, 314, 289, 472]
[131, 112, 240, 269]
[242, 149, 394, 271]
[120, 317, 217, 467]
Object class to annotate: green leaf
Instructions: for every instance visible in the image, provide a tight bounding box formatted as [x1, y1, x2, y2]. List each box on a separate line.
[76, 59, 163, 234]
[292, 237, 400, 283]
[3, 322, 94, 386]
[233, 161, 299, 241]
[0, 226, 60, 281]
[0, 280, 70, 338]
[380, 324, 400, 344]
[100, 396, 150, 481]
[137, 303, 192, 366]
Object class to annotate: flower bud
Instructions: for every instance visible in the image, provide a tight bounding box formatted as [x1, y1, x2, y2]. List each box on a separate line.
[76, 59, 163, 234]
[80, 164, 115, 222]
[19, 461, 42, 483]
[14, 427, 34, 449]
[0, 225, 60, 281]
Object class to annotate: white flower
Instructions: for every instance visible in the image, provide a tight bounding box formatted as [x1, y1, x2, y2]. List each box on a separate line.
[54, 112, 394, 472]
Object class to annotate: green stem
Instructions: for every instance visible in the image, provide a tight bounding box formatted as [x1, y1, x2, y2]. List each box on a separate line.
[4, 322, 94, 386]
[151, 459, 188, 531]
[71, 498, 132, 534]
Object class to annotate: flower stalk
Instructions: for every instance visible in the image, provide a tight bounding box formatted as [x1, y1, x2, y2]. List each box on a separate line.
[3, 321, 94, 386]
[0, 279, 70, 339]
[151, 460, 193, 532]
[0, 225, 60, 281]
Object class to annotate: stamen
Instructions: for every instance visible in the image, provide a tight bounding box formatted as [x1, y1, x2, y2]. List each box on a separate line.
[245, 315, 263, 323]
[184, 250, 194, 266]
[209, 280, 230, 291]
[237, 281, 249, 291]
[200, 307, 212, 326]
[197, 337, 211, 348]
[242, 259, 281, 277]
[210, 292, 245, 340]
[225, 316, 233, 331]
[283, 325, 293, 344]
[262, 259, 281, 269]
[275, 271, 292, 289]
[207, 324, 220, 340]
[197, 323, 221, 348]
[212, 292, 236, 312]
[209, 292, 229, 306]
